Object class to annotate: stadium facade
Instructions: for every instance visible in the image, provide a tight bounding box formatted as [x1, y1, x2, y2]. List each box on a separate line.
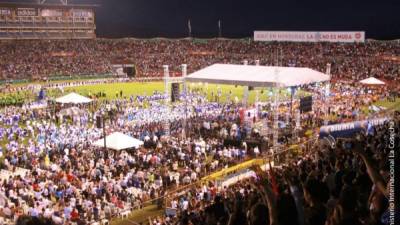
[0, 2, 97, 39]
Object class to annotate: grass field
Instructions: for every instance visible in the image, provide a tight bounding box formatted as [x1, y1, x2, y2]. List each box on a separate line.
[361, 98, 400, 113]
[62, 81, 400, 112]
[63, 81, 303, 103]
[65, 82, 165, 99]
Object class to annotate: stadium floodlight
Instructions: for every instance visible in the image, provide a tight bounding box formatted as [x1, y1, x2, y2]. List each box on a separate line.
[38, 0, 68, 5]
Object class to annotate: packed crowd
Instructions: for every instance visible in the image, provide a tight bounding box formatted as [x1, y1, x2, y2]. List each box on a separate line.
[5, 104, 396, 225]
[0, 38, 398, 225]
[151, 115, 399, 225]
[0, 80, 395, 225]
[0, 39, 399, 83]
[0, 91, 272, 225]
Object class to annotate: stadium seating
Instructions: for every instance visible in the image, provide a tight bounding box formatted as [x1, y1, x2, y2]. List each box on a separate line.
[0, 39, 398, 82]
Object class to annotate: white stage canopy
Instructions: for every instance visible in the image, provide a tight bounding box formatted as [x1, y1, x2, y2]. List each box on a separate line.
[93, 132, 144, 151]
[359, 77, 385, 85]
[55, 92, 92, 104]
[185, 64, 330, 87]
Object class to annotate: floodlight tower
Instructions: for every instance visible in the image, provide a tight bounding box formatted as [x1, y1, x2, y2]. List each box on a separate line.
[38, 0, 68, 5]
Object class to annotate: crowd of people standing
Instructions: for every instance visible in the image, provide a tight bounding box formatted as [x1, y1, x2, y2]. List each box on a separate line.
[0, 39, 398, 84]
[0, 38, 398, 225]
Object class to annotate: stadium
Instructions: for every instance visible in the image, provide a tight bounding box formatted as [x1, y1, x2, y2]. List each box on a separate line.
[0, 0, 399, 225]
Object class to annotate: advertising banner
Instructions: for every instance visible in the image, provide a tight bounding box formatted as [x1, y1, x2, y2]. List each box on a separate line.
[41, 9, 63, 17]
[254, 31, 365, 43]
[0, 8, 11, 16]
[72, 9, 93, 18]
[17, 8, 38, 16]
[319, 117, 388, 139]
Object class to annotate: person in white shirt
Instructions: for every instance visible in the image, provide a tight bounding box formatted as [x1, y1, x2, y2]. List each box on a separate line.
[254, 146, 260, 156]
[52, 213, 63, 224]
[43, 206, 53, 219]
[171, 200, 178, 209]
[181, 199, 189, 211]
[190, 171, 197, 181]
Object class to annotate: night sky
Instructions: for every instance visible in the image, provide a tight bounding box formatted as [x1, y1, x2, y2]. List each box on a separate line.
[4, 0, 400, 39]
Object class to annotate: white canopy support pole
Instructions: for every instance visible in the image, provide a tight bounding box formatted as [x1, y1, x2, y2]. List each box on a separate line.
[324, 63, 331, 126]
[288, 87, 295, 142]
[163, 65, 170, 136]
[164, 65, 170, 101]
[255, 60, 260, 103]
[295, 109, 301, 129]
[255, 90, 259, 103]
[102, 113, 107, 151]
[285, 110, 290, 125]
[243, 86, 249, 106]
[242, 60, 249, 106]
[326, 63, 331, 76]
[273, 68, 280, 156]
[294, 109, 301, 140]
[182, 64, 188, 94]
[182, 64, 188, 139]
[291, 87, 297, 141]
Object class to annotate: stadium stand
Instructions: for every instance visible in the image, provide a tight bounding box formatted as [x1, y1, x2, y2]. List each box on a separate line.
[0, 39, 398, 82]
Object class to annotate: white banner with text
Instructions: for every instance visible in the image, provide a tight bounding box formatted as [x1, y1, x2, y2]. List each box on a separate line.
[254, 31, 365, 43]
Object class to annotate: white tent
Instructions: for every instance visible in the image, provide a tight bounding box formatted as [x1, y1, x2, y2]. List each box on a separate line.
[93, 132, 144, 150]
[359, 77, 385, 85]
[55, 92, 92, 104]
[185, 64, 330, 87]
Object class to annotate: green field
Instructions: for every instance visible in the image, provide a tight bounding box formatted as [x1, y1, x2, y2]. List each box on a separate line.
[63, 81, 302, 103]
[65, 82, 165, 99]
[62, 81, 400, 111]
[4, 79, 399, 110]
[361, 98, 400, 114]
